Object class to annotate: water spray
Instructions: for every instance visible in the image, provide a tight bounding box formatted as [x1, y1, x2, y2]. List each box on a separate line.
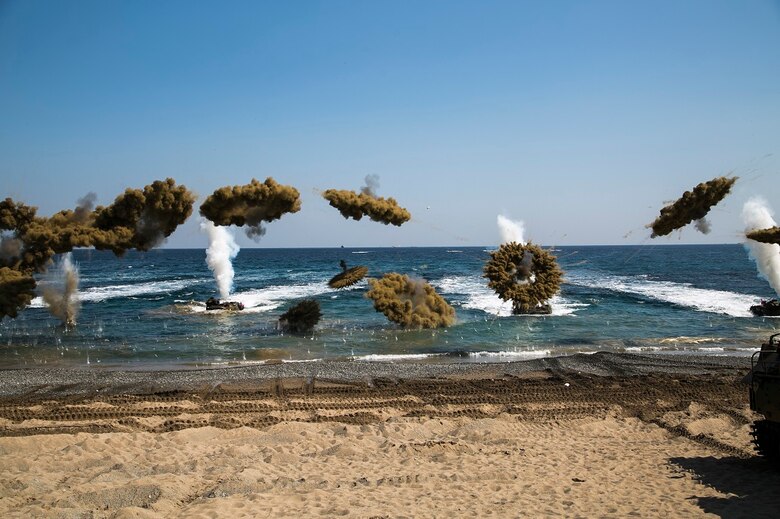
[200, 219, 240, 299]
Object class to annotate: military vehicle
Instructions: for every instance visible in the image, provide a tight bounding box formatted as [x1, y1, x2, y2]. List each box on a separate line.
[750, 299, 780, 317]
[205, 297, 244, 311]
[749, 333, 780, 461]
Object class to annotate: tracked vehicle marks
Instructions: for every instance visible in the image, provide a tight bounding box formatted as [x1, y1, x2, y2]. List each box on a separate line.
[0, 373, 749, 449]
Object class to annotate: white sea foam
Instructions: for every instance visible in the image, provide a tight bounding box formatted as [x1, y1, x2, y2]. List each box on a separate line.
[468, 349, 552, 359]
[355, 353, 441, 362]
[29, 279, 199, 308]
[220, 282, 335, 313]
[624, 345, 753, 357]
[569, 272, 758, 317]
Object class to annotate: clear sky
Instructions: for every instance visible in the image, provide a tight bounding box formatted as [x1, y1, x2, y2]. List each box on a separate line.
[1, 0, 778, 248]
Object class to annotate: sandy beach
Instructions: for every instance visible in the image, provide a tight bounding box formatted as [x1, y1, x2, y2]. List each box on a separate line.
[1, 352, 779, 518]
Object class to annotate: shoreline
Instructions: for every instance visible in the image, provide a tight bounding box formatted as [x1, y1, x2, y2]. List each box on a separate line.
[0, 351, 751, 400]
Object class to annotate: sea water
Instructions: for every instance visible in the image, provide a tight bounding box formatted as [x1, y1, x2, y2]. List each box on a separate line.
[1, 245, 777, 368]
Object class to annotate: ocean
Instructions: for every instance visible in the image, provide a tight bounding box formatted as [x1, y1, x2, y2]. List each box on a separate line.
[1, 244, 778, 369]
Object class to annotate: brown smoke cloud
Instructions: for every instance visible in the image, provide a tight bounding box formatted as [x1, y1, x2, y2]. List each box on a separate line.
[0, 267, 36, 319]
[366, 273, 455, 329]
[278, 299, 322, 334]
[93, 178, 195, 253]
[649, 176, 737, 238]
[747, 226, 780, 245]
[484, 242, 563, 314]
[322, 176, 411, 226]
[199, 178, 301, 239]
[0, 179, 194, 319]
[328, 260, 368, 289]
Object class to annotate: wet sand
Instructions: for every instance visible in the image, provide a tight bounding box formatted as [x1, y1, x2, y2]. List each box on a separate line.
[1, 352, 780, 517]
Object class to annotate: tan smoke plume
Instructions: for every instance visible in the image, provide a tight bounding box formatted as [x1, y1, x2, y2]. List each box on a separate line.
[649, 176, 737, 238]
[328, 260, 368, 289]
[747, 226, 780, 245]
[0, 179, 194, 319]
[0, 267, 36, 319]
[366, 273, 455, 329]
[322, 176, 411, 226]
[484, 242, 562, 314]
[93, 178, 195, 253]
[199, 178, 301, 239]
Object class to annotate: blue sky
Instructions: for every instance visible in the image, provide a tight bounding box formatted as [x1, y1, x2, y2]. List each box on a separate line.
[1, 0, 778, 248]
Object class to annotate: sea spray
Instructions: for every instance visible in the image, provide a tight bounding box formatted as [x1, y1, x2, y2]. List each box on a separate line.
[200, 218, 240, 299]
[42, 252, 80, 327]
[497, 215, 526, 245]
[742, 198, 780, 296]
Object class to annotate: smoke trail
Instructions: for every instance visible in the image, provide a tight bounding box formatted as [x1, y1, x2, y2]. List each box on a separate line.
[497, 215, 526, 245]
[200, 219, 240, 299]
[42, 252, 80, 327]
[360, 175, 380, 197]
[742, 198, 780, 296]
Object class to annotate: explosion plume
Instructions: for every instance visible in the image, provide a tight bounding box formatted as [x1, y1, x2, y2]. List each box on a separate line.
[742, 198, 780, 296]
[199, 178, 301, 239]
[497, 215, 526, 245]
[484, 242, 563, 314]
[92, 178, 195, 254]
[201, 219, 240, 299]
[278, 299, 322, 334]
[747, 226, 780, 245]
[328, 260, 368, 289]
[366, 273, 455, 329]
[0, 179, 195, 319]
[649, 176, 737, 238]
[41, 253, 80, 328]
[322, 176, 411, 226]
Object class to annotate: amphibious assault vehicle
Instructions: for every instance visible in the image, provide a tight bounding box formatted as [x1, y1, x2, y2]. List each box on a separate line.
[750, 299, 780, 317]
[749, 333, 780, 461]
[205, 297, 244, 311]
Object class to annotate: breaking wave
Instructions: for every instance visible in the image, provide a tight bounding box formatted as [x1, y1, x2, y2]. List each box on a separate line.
[568, 272, 759, 317]
[29, 279, 201, 308]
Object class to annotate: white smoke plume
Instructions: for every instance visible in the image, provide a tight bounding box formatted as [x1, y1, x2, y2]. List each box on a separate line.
[201, 219, 240, 299]
[42, 252, 80, 327]
[497, 215, 526, 245]
[742, 198, 780, 296]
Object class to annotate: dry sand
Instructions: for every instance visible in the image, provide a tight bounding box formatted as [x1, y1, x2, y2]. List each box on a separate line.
[1, 352, 779, 518]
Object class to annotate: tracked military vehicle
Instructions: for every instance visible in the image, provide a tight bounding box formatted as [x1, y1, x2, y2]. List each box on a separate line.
[750, 299, 780, 317]
[749, 333, 780, 461]
[205, 297, 244, 311]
